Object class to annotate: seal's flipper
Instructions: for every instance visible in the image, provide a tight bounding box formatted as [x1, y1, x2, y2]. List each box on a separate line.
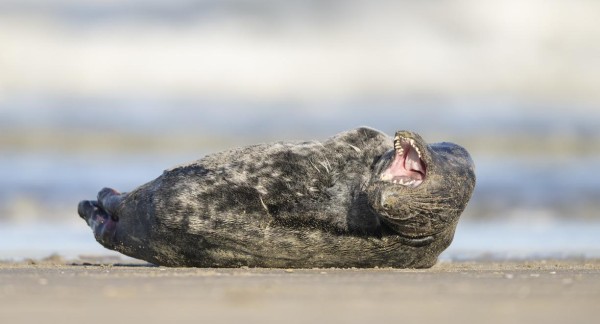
[97, 187, 123, 220]
[77, 199, 117, 248]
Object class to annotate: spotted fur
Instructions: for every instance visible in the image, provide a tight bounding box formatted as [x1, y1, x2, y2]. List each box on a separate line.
[78, 127, 476, 268]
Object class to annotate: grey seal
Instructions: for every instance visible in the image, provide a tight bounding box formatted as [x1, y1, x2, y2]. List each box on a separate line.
[77, 127, 475, 268]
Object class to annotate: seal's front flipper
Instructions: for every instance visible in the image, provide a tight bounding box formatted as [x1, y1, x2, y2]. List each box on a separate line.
[77, 200, 118, 248]
[97, 187, 123, 220]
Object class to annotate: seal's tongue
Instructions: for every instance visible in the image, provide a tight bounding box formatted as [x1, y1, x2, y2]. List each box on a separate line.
[405, 146, 425, 174]
[380, 140, 426, 187]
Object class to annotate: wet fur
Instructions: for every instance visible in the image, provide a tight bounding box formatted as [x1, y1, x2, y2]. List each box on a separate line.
[78, 127, 475, 268]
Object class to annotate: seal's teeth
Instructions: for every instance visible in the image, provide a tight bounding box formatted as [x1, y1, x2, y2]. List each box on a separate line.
[380, 172, 393, 181]
[389, 177, 422, 187]
[402, 138, 422, 158]
[394, 136, 424, 159]
[415, 147, 422, 158]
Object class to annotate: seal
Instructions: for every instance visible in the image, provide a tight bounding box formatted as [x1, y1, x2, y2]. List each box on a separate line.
[77, 127, 475, 268]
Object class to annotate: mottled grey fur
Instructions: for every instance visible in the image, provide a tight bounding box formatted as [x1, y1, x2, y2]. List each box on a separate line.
[78, 127, 476, 268]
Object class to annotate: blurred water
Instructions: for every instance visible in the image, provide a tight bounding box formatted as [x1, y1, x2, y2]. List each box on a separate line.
[2, 221, 599, 262]
[2, 103, 599, 220]
[2, 138, 600, 222]
[1, 0, 599, 261]
[1, 104, 599, 261]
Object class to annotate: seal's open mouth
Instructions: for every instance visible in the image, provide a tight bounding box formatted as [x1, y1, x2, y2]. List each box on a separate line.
[380, 135, 427, 187]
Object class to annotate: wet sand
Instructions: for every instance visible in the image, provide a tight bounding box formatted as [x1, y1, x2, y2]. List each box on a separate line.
[1, 258, 599, 324]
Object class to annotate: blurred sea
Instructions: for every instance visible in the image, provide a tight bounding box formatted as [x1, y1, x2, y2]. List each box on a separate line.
[1, 105, 599, 261]
[1, 0, 599, 261]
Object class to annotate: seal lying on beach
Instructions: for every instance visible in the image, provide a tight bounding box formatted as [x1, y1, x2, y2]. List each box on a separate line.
[78, 127, 476, 268]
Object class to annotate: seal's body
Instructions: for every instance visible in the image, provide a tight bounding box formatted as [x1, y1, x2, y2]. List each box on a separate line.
[78, 127, 475, 268]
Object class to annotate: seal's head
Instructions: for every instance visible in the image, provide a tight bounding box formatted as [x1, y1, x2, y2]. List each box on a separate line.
[368, 130, 476, 243]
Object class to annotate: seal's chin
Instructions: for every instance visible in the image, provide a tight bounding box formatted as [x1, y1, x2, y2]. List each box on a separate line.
[380, 136, 427, 187]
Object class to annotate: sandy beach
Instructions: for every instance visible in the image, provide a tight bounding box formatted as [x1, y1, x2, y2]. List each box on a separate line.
[1, 258, 598, 324]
